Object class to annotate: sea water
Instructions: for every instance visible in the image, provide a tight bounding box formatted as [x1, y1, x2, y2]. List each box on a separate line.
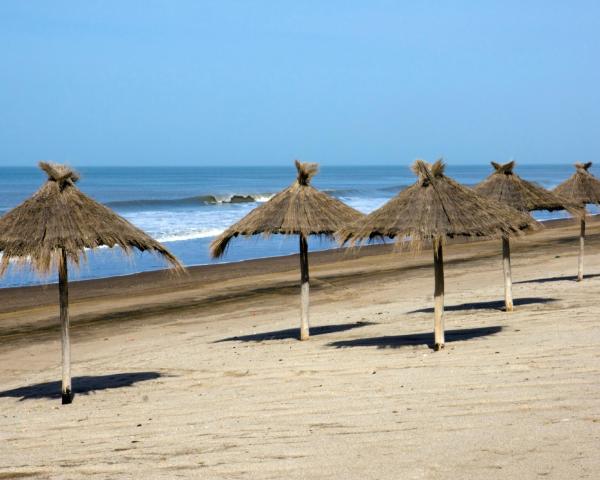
[0, 164, 595, 288]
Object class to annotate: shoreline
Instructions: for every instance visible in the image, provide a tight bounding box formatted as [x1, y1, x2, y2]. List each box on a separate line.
[0, 215, 595, 346]
[0, 216, 584, 296]
[0, 214, 592, 292]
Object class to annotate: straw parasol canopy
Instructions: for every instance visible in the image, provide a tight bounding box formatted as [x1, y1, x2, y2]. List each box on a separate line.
[339, 159, 538, 350]
[474, 161, 579, 309]
[474, 161, 574, 212]
[554, 162, 600, 281]
[554, 162, 600, 206]
[0, 162, 182, 274]
[211, 160, 364, 340]
[0, 162, 184, 404]
[339, 160, 535, 248]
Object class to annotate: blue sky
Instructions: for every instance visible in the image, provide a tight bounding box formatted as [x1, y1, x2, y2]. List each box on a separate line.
[1, 1, 598, 166]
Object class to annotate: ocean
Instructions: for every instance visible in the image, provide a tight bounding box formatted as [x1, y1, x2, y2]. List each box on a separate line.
[0, 164, 594, 288]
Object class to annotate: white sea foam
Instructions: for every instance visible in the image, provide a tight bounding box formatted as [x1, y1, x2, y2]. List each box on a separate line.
[253, 194, 275, 202]
[156, 228, 226, 243]
[342, 196, 389, 214]
[121, 205, 252, 244]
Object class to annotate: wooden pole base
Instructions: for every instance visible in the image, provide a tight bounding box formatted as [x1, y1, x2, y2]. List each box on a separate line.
[300, 282, 310, 341]
[502, 236, 514, 312]
[299, 234, 310, 341]
[59, 249, 72, 404]
[62, 390, 73, 405]
[577, 218, 585, 282]
[433, 238, 445, 351]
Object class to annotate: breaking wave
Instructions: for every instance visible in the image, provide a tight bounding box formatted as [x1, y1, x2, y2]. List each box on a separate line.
[106, 193, 274, 209]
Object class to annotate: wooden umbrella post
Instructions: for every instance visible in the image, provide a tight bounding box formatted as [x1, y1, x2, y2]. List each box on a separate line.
[299, 234, 310, 340]
[433, 237, 445, 351]
[502, 236, 514, 312]
[58, 249, 73, 404]
[578, 218, 586, 282]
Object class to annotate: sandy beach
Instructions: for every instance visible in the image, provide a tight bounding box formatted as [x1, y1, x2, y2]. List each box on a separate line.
[1, 217, 599, 479]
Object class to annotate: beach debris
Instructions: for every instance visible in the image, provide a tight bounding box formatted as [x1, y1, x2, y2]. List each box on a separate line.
[0, 162, 184, 405]
[475, 160, 581, 310]
[554, 162, 600, 281]
[338, 159, 537, 351]
[210, 160, 364, 341]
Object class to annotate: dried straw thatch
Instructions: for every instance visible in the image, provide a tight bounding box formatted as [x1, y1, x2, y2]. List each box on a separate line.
[338, 159, 538, 351]
[0, 162, 183, 274]
[474, 161, 576, 213]
[211, 161, 362, 258]
[211, 160, 364, 340]
[338, 159, 535, 248]
[554, 162, 600, 281]
[0, 162, 184, 404]
[553, 162, 600, 207]
[473, 160, 580, 310]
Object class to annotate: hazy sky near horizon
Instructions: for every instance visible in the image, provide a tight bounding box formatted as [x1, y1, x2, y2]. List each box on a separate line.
[1, 1, 599, 167]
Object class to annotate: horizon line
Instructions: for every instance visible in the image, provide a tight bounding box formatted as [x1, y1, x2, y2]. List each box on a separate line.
[2, 162, 582, 168]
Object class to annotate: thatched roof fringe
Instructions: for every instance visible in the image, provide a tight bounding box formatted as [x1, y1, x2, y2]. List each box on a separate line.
[474, 160, 578, 214]
[210, 160, 364, 258]
[0, 163, 184, 275]
[338, 159, 538, 250]
[554, 162, 600, 207]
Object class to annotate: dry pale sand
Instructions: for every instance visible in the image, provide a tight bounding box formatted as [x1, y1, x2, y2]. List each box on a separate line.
[1, 218, 600, 479]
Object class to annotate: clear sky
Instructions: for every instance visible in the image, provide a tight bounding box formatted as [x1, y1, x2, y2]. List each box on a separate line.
[1, 1, 598, 166]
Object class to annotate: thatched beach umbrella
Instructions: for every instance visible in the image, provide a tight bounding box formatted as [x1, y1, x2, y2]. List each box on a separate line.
[338, 160, 537, 351]
[554, 162, 600, 281]
[0, 162, 183, 404]
[474, 161, 578, 310]
[210, 160, 363, 340]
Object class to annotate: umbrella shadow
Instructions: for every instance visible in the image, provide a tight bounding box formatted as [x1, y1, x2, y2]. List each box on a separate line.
[327, 326, 503, 350]
[0, 371, 162, 401]
[407, 297, 556, 314]
[214, 321, 376, 343]
[515, 274, 600, 284]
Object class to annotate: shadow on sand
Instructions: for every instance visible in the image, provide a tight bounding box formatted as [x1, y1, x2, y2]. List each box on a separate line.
[407, 297, 556, 314]
[215, 321, 376, 343]
[515, 274, 600, 284]
[327, 326, 503, 350]
[0, 371, 162, 401]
